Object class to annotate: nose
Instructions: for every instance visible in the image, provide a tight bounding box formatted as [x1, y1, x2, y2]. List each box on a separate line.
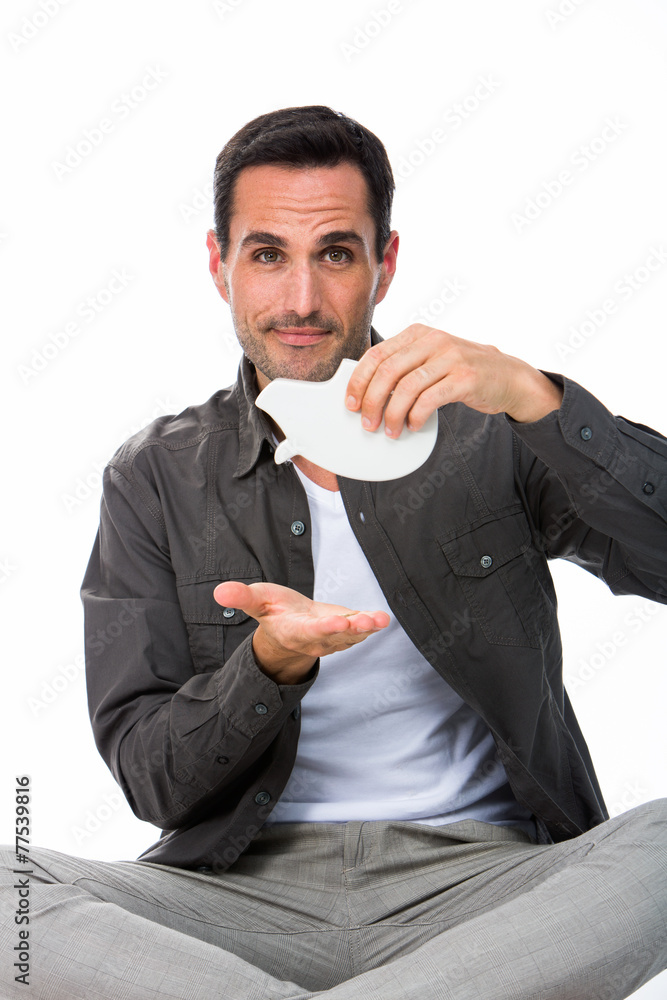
[283, 260, 323, 318]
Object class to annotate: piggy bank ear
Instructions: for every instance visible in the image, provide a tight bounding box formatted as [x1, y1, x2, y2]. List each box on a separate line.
[274, 438, 301, 464]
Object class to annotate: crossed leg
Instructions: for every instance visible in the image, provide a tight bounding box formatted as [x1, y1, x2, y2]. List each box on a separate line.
[1, 800, 665, 999]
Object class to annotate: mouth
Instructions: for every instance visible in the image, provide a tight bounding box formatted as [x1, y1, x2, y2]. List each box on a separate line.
[272, 328, 331, 346]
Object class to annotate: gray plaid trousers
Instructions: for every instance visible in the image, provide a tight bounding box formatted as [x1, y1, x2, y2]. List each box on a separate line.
[1, 800, 666, 999]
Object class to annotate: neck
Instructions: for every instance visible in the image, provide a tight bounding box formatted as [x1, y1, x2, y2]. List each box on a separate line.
[254, 367, 339, 491]
[291, 454, 339, 492]
[271, 419, 339, 491]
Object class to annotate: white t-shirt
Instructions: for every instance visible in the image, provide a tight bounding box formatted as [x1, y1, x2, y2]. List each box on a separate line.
[268, 465, 535, 837]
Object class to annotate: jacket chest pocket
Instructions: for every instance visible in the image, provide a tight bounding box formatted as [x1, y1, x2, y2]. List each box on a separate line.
[438, 508, 553, 649]
[177, 577, 259, 673]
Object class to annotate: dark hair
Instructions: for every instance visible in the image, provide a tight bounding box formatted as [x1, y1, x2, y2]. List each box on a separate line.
[213, 105, 395, 264]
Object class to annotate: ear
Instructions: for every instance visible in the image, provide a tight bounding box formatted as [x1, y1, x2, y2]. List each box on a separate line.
[374, 230, 399, 306]
[206, 229, 229, 304]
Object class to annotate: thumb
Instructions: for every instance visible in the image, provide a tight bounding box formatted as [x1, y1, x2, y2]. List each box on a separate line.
[213, 580, 268, 620]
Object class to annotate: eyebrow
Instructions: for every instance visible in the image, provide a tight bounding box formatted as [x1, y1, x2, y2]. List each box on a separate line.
[239, 229, 367, 251]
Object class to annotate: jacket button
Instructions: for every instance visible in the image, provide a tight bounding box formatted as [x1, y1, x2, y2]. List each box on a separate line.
[580, 426, 593, 441]
[255, 791, 271, 805]
[216, 755, 229, 765]
[292, 705, 300, 720]
[480, 555, 493, 568]
[222, 607, 235, 618]
[291, 520, 306, 535]
[254, 703, 268, 715]
[642, 482, 655, 495]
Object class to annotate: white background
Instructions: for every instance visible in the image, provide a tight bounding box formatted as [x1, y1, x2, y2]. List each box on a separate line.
[2, 0, 666, 996]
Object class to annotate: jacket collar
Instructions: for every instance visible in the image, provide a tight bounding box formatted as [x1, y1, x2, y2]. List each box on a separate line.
[234, 325, 384, 479]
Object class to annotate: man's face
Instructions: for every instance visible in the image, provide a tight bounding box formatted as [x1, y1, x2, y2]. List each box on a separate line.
[207, 162, 398, 389]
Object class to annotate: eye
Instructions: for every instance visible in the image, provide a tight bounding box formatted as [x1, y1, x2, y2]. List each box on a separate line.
[324, 248, 351, 263]
[256, 249, 282, 263]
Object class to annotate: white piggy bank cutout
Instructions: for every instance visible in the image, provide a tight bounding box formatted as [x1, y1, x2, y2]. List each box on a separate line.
[255, 358, 438, 481]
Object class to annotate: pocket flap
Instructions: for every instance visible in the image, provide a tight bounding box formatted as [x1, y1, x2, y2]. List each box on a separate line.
[439, 509, 531, 578]
[177, 577, 257, 625]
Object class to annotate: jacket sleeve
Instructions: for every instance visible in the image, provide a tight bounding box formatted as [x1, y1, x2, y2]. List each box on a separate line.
[81, 460, 318, 830]
[507, 371, 667, 602]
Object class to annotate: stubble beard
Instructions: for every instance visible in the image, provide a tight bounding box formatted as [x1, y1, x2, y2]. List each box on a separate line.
[227, 280, 380, 384]
[235, 313, 374, 384]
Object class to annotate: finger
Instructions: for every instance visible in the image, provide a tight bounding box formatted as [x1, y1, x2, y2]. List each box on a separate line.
[213, 580, 273, 620]
[344, 326, 427, 414]
[386, 370, 472, 435]
[347, 610, 391, 632]
[381, 361, 449, 437]
[306, 613, 364, 637]
[402, 378, 463, 431]
[359, 340, 446, 433]
[317, 622, 389, 655]
[319, 611, 390, 635]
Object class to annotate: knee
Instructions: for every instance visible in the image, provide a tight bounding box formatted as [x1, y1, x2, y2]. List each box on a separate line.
[0, 846, 20, 875]
[629, 797, 667, 823]
[616, 797, 667, 843]
[0, 845, 61, 880]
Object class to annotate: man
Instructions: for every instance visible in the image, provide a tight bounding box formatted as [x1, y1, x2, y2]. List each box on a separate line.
[1, 105, 666, 999]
